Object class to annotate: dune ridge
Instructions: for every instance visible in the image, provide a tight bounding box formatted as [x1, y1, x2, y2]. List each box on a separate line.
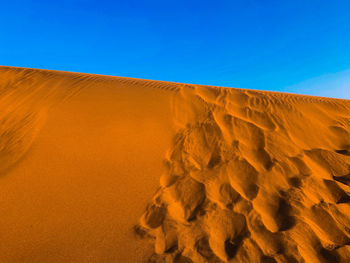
[0, 66, 180, 175]
[0, 66, 349, 263]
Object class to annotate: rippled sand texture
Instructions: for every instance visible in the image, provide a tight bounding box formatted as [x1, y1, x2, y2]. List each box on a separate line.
[1, 66, 349, 263]
[138, 86, 350, 263]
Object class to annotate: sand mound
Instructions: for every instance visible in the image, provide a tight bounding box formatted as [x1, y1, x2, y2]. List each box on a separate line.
[0, 66, 349, 263]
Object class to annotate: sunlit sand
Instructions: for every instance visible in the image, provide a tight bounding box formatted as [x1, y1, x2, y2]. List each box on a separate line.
[1, 66, 349, 263]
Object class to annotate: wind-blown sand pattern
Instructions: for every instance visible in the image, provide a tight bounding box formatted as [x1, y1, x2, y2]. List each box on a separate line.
[0, 66, 349, 263]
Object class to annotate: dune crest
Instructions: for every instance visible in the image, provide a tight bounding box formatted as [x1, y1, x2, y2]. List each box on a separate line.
[0, 66, 349, 263]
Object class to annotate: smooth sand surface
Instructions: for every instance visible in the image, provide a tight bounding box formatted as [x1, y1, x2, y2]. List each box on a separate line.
[0, 66, 349, 263]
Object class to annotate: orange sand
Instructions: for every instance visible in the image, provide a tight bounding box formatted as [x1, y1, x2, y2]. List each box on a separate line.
[0, 66, 349, 263]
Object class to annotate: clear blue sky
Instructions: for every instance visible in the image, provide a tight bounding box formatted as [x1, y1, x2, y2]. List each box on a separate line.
[1, 0, 349, 98]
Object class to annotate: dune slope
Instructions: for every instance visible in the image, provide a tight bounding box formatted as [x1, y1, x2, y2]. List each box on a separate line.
[0, 66, 350, 263]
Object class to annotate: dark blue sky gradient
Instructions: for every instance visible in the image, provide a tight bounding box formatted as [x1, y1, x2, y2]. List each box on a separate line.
[1, 0, 349, 98]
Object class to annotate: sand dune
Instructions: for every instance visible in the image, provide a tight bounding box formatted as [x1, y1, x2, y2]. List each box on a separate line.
[0, 66, 349, 263]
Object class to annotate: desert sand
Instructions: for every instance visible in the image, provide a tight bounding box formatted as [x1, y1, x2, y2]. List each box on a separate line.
[0, 66, 349, 263]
